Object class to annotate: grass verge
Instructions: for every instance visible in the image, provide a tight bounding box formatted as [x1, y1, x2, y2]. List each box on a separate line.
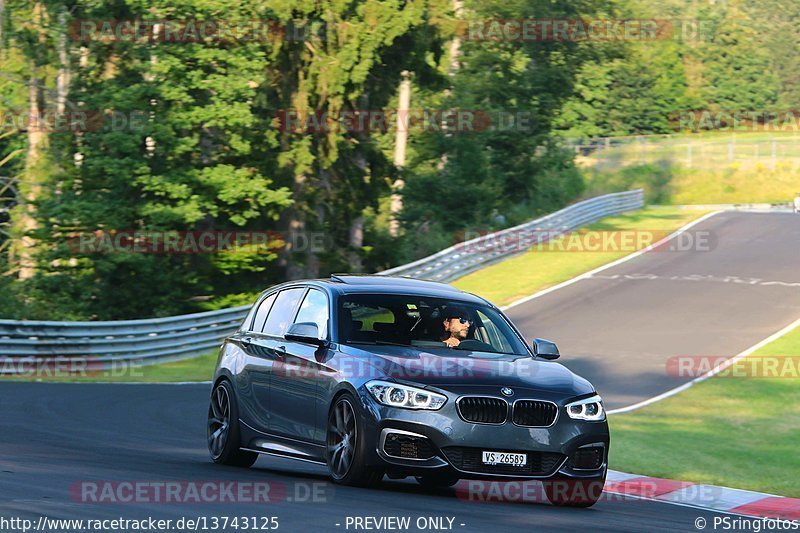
[452, 205, 713, 307]
[608, 325, 800, 498]
[580, 133, 800, 204]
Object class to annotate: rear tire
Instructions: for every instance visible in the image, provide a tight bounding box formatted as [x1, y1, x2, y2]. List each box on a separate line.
[207, 380, 258, 467]
[326, 393, 384, 487]
[415, 473, 460, 489]
[544, 476, 605, 508]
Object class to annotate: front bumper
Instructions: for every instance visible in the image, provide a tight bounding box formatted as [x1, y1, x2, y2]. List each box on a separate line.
[357, 385, 609, 480]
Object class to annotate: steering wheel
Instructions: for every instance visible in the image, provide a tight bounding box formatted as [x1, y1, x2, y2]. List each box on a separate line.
[453, 339, 495, 352]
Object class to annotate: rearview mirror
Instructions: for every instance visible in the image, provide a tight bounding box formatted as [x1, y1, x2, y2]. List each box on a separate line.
[286, 322, 326, 347]
[532, 338, 560, 360]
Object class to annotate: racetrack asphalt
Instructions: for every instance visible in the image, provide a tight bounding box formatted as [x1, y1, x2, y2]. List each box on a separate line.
[0, 382, 738, 532]
[2, 211, 797, 532]
[505, 211, 800, 410]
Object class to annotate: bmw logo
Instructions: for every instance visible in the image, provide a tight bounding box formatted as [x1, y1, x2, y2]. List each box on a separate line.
[500, 387, 514, 396]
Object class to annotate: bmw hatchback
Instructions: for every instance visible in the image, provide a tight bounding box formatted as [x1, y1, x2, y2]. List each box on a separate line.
[207, 275, 609, 506]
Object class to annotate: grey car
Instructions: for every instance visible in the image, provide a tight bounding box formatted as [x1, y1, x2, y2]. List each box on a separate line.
[207, 275, 609, 506]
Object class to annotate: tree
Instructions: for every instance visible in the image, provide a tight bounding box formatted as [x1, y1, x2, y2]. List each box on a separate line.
[24, 0, 295, 318]
[260, 0, 449, 277]
[400, 0, 613, 238]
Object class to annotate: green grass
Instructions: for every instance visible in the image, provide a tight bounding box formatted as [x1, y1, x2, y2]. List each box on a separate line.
[608, 326, 800, 498]
[668, 166, 800, 205]
[580, 132, 800, 204]
[452, 206, 712, 307]
[1, 351, 219, 383]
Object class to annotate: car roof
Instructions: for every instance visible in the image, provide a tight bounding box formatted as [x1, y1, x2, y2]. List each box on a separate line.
[268, 274, 491, 306]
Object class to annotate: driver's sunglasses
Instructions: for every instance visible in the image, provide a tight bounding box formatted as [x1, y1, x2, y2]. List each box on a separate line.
[453, 317, 470, 324]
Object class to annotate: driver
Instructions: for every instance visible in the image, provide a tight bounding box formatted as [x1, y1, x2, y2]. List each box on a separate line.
[441, 306, 472, 348]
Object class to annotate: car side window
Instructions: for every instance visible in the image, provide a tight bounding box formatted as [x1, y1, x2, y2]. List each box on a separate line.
[250, 293, 277, 333]
[477, 309, 513, 353]
[293, 288, 329, 339]
[262, 288, 304, 336]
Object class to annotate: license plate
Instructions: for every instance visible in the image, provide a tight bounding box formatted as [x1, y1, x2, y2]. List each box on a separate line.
[481, 451, 527, 466]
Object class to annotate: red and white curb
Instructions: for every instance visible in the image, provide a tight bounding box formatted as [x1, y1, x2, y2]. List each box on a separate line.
[453, 470, 799, 520]
[603, 470, 800, 520]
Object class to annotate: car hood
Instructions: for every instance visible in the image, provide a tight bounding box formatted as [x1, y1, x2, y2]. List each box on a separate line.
[341, 344, 595, 397]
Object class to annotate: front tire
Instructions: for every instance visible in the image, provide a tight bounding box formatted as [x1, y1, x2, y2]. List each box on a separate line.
[207, 380, 258, 467]
[326, 393, 383, 487]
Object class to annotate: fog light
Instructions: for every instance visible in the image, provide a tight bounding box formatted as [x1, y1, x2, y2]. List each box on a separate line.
[569, 446, 604, 470]
[382, 430, 435, 460]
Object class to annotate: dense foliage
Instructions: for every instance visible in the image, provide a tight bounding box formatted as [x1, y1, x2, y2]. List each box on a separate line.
[0, 0, 795, 319]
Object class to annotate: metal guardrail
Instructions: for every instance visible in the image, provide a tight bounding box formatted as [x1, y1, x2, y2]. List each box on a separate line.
[0, 189, 643, 373]
[378, 189, 644, 282]
[0, 305, 250, 371]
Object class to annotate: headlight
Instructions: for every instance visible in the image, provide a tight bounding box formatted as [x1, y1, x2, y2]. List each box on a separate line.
[366, 380, 447, 410]
[565, 395, 605, 421]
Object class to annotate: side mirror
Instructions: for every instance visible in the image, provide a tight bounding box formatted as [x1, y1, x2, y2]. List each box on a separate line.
[286, 322, 326, 347]
[532, 338, 560, 360]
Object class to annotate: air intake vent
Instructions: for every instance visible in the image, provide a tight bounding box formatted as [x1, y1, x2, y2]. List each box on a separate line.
[512, 400, 558, 427]
[457, 397, 508, 424]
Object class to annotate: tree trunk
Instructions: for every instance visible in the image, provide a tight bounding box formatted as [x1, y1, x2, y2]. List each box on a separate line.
[448, 0, 463, 73]
[438, 0, 463, 171]
[0, 0, 5, 55]
[389, 71, 411, 237]
[17, 66, 46, 279]
[348, 215, 364, 272]
[279, 172, 309, 280]
[16, 2, 49, 279]
[56, 8, 70, 114]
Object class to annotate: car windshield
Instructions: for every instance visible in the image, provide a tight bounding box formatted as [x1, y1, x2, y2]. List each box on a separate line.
[338, 294, 529, 356]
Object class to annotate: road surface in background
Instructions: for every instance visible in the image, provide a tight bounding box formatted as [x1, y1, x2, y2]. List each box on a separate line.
[507, 212, 800, 410]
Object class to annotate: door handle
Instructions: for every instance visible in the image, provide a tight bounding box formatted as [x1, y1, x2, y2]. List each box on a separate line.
[242, 336, 253, 343]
